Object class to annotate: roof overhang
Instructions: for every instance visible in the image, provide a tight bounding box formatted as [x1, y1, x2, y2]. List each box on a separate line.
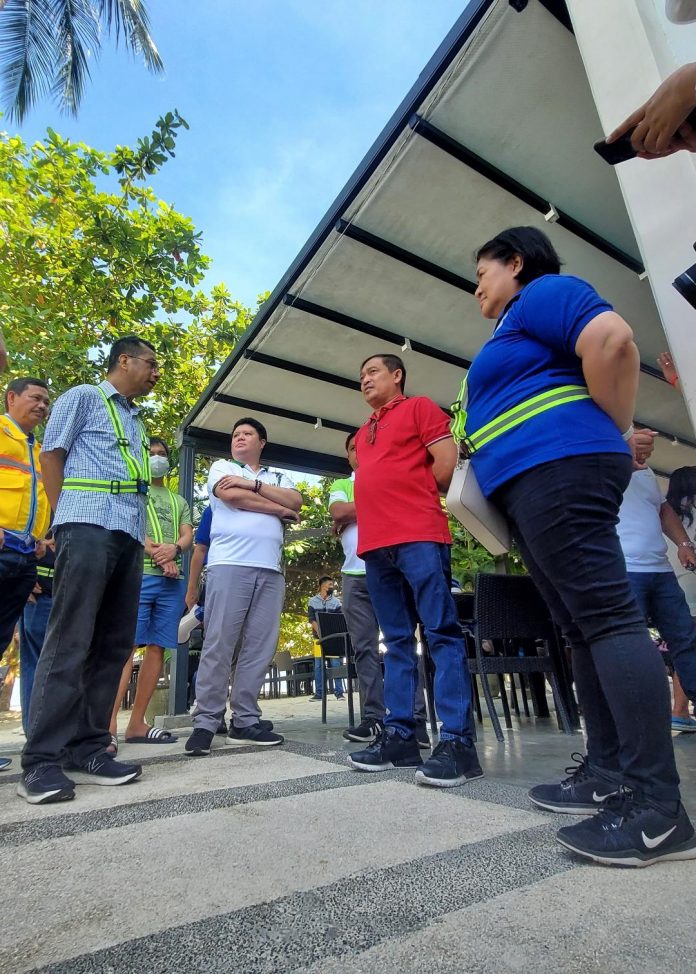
[180, 0, 696, 479]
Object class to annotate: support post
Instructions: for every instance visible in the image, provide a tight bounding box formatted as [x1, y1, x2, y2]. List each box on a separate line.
[168, 439, 196, 717]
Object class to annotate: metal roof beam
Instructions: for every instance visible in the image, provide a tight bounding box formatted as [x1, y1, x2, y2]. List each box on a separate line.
[283, 294, 473, 371]
[213, 392, 355, 434]
[335, 219, 477, 295]
[243, 350, 361, 392]
[409, 114, 644, 274]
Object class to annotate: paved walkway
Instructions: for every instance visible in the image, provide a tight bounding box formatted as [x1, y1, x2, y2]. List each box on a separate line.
[1, 696, 696, 974]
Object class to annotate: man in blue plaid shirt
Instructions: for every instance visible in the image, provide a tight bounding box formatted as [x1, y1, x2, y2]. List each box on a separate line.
[19, 337, 159, 806]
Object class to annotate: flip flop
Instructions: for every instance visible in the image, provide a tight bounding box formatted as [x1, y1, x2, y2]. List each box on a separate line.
[125, 727, 179, 744]
[106, 735, 118, 756]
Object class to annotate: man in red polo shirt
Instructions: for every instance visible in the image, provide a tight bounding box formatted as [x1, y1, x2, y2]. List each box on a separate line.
[347, 353, 483, 787]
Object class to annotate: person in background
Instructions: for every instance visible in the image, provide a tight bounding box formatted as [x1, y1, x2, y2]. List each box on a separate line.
[666, 467, 696, 616]
[0, 377, 51, 772]
[109, 437, 192, 748]
[179, 503, 213, 644]
[461, 225, 694, 867]
[18, 532, 55, 736]
[616, 461, 696, 734]
[19, 337, 157, 804]
[307, 575, 344, 702]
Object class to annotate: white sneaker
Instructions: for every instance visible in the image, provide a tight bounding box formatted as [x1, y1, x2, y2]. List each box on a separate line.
[178, 606, 201, 644]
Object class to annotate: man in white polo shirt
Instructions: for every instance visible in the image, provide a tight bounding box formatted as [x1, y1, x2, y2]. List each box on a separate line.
[185, 417, 302, 754]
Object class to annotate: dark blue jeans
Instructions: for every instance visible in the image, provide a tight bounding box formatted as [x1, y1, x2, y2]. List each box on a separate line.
[313, 656, 344, 697]
[628, 571, 696, 701]
[18, 594, 52, 734]
[494, 453, 680, 805]
[364, 541, 472, 742]
[0, 548, 36, 661]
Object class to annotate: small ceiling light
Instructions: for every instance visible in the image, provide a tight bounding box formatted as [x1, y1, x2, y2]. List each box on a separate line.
[402, 338, 412, 352]
[314, 418, 323, 430]
[544, 204, 559, 224]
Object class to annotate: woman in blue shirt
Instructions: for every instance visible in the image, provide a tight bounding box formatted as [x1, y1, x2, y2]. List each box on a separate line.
[462, 226, 694, 868]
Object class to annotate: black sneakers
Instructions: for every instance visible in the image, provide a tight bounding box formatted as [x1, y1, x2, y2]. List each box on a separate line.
[225, 723, 284, 747]
[343, 717, 383, 743]
[66, 754, 142, 786]
[348, 726, 423, 771]
[415, 739, 483, 788]
[528, 753, 620, 814]
[17, 766, 76, 805]
[185, 728, 215, 756]
[557, 786, 696, 867]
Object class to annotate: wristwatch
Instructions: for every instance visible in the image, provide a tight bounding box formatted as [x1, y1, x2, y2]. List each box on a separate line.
[678, 541, 695, 550]
[174, 543, 183, 557]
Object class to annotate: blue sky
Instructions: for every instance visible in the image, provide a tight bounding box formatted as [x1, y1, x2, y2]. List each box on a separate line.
[12, 0, 467, 309]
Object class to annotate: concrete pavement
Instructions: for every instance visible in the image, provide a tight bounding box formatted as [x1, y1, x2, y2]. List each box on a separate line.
[1, 695, 695, 974]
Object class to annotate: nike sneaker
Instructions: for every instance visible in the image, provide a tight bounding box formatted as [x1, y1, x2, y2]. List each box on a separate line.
[557, 786, 696, 867]
[528, 752, 620, 814]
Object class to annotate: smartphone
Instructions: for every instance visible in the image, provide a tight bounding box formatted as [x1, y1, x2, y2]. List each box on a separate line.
[594, 109, 696, 165]
[593, 131, 639, 165]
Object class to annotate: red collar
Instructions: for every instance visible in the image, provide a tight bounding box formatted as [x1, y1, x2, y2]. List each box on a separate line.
[369, 394, 407, 422]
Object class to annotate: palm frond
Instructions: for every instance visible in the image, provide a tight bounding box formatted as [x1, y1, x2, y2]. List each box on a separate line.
[0, 0, 56, 121]
[51, 0, 99, 115]
[98, 0, 162, 72]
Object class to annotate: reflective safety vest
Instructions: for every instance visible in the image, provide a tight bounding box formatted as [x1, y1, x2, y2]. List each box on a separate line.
[62, 386, 150, 496]
[36, 565, 54, 579]
[0, 414, 50, 542]
[145, 489, 181, 573]
[451, 378, 591, 454]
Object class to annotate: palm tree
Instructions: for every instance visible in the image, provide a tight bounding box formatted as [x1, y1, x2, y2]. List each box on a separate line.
[0, 0, 163, 122]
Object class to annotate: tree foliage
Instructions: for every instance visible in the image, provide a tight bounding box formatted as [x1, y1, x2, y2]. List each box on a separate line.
[0, 0, 162, 122]
[0, 111, 260, 436]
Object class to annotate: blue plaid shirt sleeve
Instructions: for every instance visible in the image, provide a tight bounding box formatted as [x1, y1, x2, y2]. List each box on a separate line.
[42, 386, 88, 453]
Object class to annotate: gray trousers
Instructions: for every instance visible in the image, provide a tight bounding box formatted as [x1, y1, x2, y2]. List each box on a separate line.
[342, 573, 426, 722]
[194, 565, 285, 732]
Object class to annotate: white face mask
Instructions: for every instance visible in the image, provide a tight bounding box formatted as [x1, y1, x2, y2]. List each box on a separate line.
[149, 455, 170, 478]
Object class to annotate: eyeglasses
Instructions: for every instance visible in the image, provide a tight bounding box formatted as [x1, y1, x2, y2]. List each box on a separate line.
[125, 355, 160, 372]
[368, 417, 378, 444]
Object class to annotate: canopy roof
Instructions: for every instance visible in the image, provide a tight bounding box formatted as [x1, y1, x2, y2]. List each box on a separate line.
[180, 0, 696, 479]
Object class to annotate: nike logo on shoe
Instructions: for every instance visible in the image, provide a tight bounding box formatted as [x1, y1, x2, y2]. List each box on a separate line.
[642, 826, 677, 849]
[592, 791, 615, 802]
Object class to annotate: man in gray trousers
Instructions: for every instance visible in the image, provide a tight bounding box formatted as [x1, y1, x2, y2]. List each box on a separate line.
[185, 417, 302, 754]
[329, 431, 430, 748]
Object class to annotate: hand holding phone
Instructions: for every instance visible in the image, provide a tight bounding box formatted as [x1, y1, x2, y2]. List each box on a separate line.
[595, 108, 696, 165]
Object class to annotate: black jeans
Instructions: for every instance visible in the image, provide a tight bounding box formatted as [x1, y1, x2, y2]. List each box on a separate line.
[494, 453, 680, 805]
[0, 548, 37, 660]
[22, 524, 143, 771]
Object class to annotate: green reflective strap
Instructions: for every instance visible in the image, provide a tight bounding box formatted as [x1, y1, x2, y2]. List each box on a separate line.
[36, 565, 54, 578]
[96, 386, 150, 483]
[469, 385, 590, 450]
[451, 381, 591, 453]
[450, 376, 469, 444]
[146, 490, 180, 570]
[63, 478, 142, 493]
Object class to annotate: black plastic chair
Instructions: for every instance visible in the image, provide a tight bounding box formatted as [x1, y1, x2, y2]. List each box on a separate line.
[471, 573, 575, 743]
[315, 611, 357, 727]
